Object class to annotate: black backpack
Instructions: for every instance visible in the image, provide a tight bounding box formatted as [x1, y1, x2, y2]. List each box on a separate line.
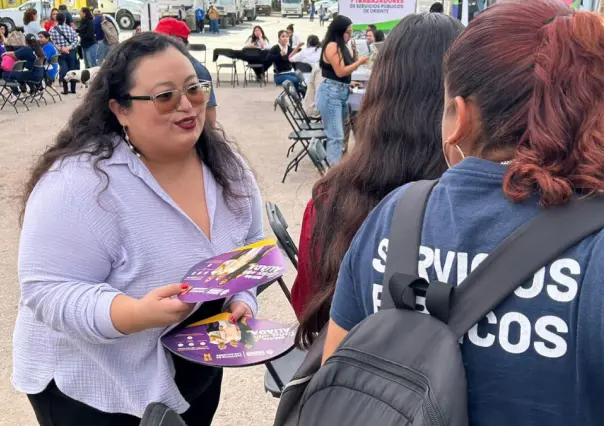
[275, 180, 604, 426]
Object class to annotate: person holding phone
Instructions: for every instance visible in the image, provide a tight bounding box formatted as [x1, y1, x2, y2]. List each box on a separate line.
[316, 15, 368, 165]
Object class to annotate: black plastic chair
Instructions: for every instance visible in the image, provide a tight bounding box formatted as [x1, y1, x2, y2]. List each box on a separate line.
[0, 60, 30, 113]
[294, 69, 308, 95]
[293, 62, 312, 73]
[274, 92, 327, 182]
[265, 201, 299, 268]
[307, 138, 330, 176]
[25, 57, 47, 107]
[213, 48, 239, 88]
[260, 201, 305, 398]
[139, 403, 187, 426]
[240, 47, 269, 88]
[282, 80, 323, 131]
[43, 54, 62, 103]
[189, 43, 207, 64]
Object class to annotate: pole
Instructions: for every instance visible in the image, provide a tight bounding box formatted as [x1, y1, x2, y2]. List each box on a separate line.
[461, 0, 469, 25]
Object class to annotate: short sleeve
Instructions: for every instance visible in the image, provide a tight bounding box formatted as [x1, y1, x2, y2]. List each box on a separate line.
[15, 47, 31, 61]
[330, 236, 364, 331]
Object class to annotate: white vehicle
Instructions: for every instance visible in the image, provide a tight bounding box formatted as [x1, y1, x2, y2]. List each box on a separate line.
[327, 1, 337, 18]
[255, 0, 271, 16]
[211, 0, 243, 27]
[281, 0, 303, 17]
[0, 0, 51, 32]
[242, 0, 256, 21]
[96, 0, 144, 30]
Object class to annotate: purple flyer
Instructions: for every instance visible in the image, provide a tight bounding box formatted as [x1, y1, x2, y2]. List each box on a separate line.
[161, 313, 295, 367]
[178, 239, 288, 303]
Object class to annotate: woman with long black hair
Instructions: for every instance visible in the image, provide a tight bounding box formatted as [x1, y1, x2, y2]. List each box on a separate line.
[316, 15, 368, 166]
[77, 7, 98, 68]
[13, 32, 262, 426]
[293, 13, 464, 347]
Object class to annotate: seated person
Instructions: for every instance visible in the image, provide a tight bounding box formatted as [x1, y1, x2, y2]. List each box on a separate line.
[243, 25, 271, 81]
[38, 31, 58, 83]
[268, 30, 302, 90]
[289, 34, 321, 83]
[1, 33, 45, 98]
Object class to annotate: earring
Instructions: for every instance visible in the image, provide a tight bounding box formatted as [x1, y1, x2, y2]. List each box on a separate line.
[455, 144, 466, 161]
[443, 143, 466, 168]
[123, 126, 141, 158]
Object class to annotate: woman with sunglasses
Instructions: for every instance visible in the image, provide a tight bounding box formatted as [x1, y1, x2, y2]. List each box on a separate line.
[13, 32, 263, 426]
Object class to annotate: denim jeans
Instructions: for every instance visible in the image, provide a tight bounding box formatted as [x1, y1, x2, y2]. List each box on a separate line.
[316, 79, 350, 165]
[274, 72, 299, 91]
[96, 40, 109, 64]
[210, 19, 219, 33]
[83, 44, 98, 68]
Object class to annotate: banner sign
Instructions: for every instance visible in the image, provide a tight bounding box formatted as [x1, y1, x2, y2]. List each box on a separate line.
[339, 0, 418, 30]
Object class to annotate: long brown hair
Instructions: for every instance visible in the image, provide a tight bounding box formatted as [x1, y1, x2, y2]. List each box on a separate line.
[295, 13, 464, 348]
[445, 0, 604, 206]
[23, 8, 37, 25]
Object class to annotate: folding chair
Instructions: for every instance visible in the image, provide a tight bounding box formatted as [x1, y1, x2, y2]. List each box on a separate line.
[282, 80, 323, 131]
[213, 48, 239, 88]
[189, 43, 207, 64]
[0, 61, 30, 113]
[24, 57, 47, 107]
[241, 47, 269, 88]
[307, 138, 330, 176]
[294, 69, 308, 95]
[43, 54, 62, 103]
[275, 92, 327, 182]
[140, 403, 187, 426]
[259, 201, 306, 398]
[265, 201, 299, 268]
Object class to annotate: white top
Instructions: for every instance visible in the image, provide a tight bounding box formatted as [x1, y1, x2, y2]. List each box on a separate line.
[288, 33, 301, 48]
[24, 21, 43, 35]
[244, 37, 271, 49]
[13, 140, 263, 417]
[290, 46, 321, 68]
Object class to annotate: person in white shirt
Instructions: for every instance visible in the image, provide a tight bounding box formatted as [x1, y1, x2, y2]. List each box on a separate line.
[244, 25, 271, 49]
[289, 34, 321, 82]
[287, 23, 301, 48]
[23, 8, 43, 35]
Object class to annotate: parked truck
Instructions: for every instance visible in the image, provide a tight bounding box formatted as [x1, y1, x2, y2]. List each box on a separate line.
[0, 0, 50, 32]
[242, 0, 255, 20]
[255, 0, 270, 15]
[280, 0, 302, 17]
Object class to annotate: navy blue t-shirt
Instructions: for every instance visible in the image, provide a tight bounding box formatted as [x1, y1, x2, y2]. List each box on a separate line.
[15, 46, 36, 71]
[187, 53, 217, 108]
[331, 157, 604, 426]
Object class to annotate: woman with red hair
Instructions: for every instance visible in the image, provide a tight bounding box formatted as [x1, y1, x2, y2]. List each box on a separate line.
[323, 0, 604, 424]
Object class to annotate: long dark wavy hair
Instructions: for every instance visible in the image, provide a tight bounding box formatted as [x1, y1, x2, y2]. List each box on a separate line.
[250, 25, 269, 43]
[320, 14, 352, 60]
[296, 13, 464, 348]
[20, 32, 251, 223]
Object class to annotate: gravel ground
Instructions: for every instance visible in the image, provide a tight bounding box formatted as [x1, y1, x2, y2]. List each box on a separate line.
[0, 15, 325, 426]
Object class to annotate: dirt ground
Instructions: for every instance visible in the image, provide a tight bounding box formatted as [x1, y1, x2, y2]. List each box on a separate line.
[0, 15, 326, 426]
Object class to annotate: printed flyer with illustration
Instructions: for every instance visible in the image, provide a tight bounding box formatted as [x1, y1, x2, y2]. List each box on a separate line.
[179, 239, 288, 303]
[162, 313, 296, 367]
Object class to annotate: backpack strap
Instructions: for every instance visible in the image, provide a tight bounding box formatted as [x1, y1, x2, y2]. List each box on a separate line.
[380, 180, 438, 310]
[448, 196, 604, 338]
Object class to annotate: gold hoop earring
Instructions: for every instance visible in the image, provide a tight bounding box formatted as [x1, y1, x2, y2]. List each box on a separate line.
[455, 144, 466, 161]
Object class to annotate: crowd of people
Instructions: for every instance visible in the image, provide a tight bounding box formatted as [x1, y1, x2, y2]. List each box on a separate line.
[9, 0, 604, 425]
[1, 6, 119, 101]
